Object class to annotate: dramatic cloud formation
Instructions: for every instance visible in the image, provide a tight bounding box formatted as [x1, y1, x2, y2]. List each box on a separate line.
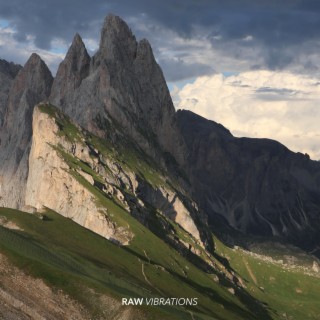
[1, 1, 320, 79]
[173, 71, 320, 160]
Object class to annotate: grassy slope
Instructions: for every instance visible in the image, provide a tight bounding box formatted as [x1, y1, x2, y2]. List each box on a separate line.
[0, 208, 265, 320]
[214, 236, 320, 320]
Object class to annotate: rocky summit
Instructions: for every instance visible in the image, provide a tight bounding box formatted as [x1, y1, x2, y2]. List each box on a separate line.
[0, 13, 319, 320]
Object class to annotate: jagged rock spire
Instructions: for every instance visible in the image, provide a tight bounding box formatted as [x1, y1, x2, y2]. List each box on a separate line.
[12, 53, 53, 101]
[65, 33, 90, 78]
[96, 14, 137, 62]
[50, 33, 90, 106]
[49, 14, 186, 166]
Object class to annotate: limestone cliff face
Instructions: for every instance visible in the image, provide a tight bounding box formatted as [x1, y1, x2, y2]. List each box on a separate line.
[24, 104, 203, 247]
[25, 106, 133, 244]
[0, 54, 53, 209]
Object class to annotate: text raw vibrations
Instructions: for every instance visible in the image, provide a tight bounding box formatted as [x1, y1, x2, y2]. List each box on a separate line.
[122, 297, 198, 306]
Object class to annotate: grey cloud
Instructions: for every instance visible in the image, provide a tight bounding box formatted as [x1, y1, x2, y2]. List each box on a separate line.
[255, 87, 300, 95]
[229, 80, 251, 88]
[253, 87, 310, 101]
[1, 0, 320, 79]
[157, 58, 215, 82]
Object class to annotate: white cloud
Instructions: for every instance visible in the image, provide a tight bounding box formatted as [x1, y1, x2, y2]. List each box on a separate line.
[173, 70, 320, 160]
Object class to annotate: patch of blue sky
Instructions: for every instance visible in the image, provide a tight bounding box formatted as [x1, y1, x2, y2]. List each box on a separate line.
[222, 71, 239, 77]
[50, 47, 67, 54]
[0, 19, 10, 28]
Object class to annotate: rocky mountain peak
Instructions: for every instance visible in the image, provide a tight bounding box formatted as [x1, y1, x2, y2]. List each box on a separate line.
[72, 32, 83, 46]
[67, 33, 90, 65]
[24, 53, 50, 75]
[1, 52, 53, 139]
[27, 52, 41, 64]
[50, 33, 90, 107]
[14, 53, 53, 99]
[97, 14, 137, 61]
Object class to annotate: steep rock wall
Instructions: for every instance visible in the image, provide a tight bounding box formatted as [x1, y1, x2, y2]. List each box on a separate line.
[25, 106, 133, 245]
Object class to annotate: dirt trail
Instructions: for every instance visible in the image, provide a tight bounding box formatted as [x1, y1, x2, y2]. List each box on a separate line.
[243, 258, 258, 285]
[139, 257, 163, 295]
[143, 250, 151, 263]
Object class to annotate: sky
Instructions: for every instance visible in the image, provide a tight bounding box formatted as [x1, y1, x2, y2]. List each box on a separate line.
[1, 0, 320, 158]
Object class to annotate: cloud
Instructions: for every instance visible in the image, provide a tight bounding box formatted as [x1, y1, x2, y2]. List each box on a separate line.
[173, 70, 320, 160]
[157, 58, 214, 82]
[1, 1, 320, 81]
[0, 26, 64, 74]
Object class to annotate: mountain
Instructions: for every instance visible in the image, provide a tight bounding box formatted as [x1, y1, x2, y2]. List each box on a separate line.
[48, 14, 320, 254]
[0, 13, 319, 319]
[176, 110, 320, 251]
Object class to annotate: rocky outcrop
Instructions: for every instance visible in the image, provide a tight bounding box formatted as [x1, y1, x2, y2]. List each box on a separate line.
[136, 181, 202, 243]
[0, 54, 53, 209]
[25, 105, 133, 245]
[176, 110, 320, 249]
